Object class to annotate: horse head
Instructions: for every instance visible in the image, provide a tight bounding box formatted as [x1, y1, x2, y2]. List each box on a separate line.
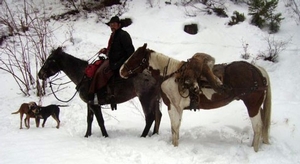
[120, 43, 150, 79]
[38, 47, 64, 80]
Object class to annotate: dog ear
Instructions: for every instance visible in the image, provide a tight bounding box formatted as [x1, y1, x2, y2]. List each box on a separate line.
[28, 102, 37, 111]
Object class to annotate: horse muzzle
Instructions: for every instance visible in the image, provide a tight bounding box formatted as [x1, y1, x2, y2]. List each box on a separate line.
[38, 71, 48, 80]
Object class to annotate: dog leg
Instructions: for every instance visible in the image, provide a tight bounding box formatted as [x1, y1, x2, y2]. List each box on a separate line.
[20, 113, 24, 129]
[35, 117, 40, 128]
[52, 114, 60, 129]
[24, 118, 27, 128]
[25, 116, 30, 129]
[42, 119, 47, 128]
[27, 117, 30, 129]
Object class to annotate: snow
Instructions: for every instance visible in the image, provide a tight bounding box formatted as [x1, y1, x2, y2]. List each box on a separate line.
[1, 0, 300, 163]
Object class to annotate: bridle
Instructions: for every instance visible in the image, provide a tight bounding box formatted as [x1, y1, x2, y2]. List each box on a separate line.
[41, 60, 77, 103]
[123, 54, 148, 76]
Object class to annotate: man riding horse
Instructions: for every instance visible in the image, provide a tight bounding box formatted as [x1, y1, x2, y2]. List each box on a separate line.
[88, 16, 135, 104]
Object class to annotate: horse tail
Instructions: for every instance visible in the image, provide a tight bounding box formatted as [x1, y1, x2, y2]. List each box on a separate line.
[257, 66, 272, 144]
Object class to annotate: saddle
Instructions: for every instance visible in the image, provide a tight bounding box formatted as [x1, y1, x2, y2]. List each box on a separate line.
[84, 59, 104, 78]
[99, 73, 128, 110]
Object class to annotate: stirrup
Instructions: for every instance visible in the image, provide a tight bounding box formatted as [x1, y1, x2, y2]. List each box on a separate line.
[108, 95, 117, 110]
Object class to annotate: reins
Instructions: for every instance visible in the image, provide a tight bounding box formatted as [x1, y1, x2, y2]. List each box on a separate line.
[87, 51, 102, 63]
[48, 73, 78, 103]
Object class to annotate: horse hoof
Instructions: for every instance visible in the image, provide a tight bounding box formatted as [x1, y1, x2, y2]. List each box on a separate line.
[84, 133, 91, 138]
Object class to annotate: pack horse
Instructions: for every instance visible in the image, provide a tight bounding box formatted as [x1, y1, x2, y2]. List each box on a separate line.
[120, 43, 271, 152]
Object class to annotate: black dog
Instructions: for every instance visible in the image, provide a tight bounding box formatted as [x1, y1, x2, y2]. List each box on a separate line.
[31, 104, 61, 129]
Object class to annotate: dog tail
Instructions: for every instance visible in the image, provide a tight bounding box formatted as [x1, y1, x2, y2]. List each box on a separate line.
[11, 111, 19, 114]
[57, 105, 69, 107]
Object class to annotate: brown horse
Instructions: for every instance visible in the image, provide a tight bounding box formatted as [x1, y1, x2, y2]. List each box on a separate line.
[38, 47, 162, 138]
[120, 43, 271, 152]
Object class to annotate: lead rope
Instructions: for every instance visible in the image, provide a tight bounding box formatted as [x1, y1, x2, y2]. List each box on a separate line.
[162, 58, 171, 80]
[49, 81, 78, 103]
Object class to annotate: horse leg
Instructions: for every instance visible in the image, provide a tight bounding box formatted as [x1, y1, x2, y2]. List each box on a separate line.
[92, 105, 109, 137]
[139, 95, 156, 137]
[153, 99, 162, 135]
[168, 104, 183, 146]
[161, 78, 184, 146]
[85, 104, 93, 137]
[244, 92, 265, 152]
[250, 109, 263, 152]
[141, 113, 154, 137]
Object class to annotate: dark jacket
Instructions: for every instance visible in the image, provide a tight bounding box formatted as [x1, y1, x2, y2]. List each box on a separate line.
[108, 28, 134, 71]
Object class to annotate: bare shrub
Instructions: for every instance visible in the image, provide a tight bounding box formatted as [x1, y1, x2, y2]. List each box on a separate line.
[0, 0, 52, 96]
[257, 36, 291, 62]
[285, 0, 300, 22]
[241, 42, 250, 60]
[182, 0, 228, 17]
[55, 0, 127, 22]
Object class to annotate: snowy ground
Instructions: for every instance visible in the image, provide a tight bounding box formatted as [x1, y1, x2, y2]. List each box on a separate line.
[1, 0, 300, 163]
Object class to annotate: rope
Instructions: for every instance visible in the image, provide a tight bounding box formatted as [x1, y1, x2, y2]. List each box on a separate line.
[49, 81, 78, 103]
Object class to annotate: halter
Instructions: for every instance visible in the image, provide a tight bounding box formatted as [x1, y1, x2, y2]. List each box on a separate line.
[123, 56, 148, 75]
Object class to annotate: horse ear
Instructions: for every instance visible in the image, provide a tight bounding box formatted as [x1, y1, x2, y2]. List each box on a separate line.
[143, 43, 147, 49]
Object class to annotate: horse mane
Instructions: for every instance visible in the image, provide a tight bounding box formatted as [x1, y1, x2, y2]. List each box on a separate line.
[52, 47, 88, 65]
[49, 47, 89, 84]
[148, 49, 183, 75]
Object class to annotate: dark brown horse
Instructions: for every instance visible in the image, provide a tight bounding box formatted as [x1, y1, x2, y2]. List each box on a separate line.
[38, 47, 162, 138]
[120, 43, 271, 152]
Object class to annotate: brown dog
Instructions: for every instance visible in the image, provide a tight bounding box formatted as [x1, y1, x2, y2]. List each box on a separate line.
[11, 102, 40, 129]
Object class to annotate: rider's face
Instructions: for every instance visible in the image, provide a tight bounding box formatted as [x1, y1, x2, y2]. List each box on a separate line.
[110, 22, 121, 32]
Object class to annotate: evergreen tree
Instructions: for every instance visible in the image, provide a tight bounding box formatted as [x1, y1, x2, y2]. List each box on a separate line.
[269, 13, 284, 33]
[248, 0, 284, 33]
[228, 11, 246, 26]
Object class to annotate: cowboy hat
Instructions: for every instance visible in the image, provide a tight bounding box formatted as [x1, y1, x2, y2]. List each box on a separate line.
[105, 16, 133, 28]
[105, 16, 120, 25]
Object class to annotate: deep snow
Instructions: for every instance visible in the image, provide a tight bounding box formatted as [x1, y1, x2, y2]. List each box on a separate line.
[1, 0, 300, 163]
